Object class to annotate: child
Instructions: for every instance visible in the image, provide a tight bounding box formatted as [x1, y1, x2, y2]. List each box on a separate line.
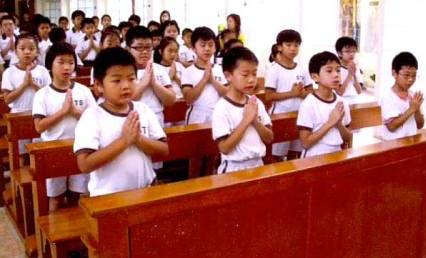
[92, 16, 102, 39]
[33, 42, 96, 210]
[269, 43, 280, 64]
[335, 36, 364, 98]
[76, 18, 100, 66]
[155, 37, 184, 99]
[49, 27, 84, 67]
[161, 20, 180, 40]
[297, 51, 352, 157]
[66, 10, 85, 48]
[216, 38, 243, 65]
[181, 26, 227, 124]
[380, 52, 424, 140]
[118, 21, 132, 48]
[128, 14, 141, 27]
[2, 33, 51, 113]
[147, 20, 160, 32]
[74, 47, 169, 197]
[179, 28, 196, 67]
[58, 16, 69, 32]
[0, 15, 18, 67]
[126, 26, 176, 126]
[212, 47, 273, 173]
[265, 29, 313, 160]
[36, 16, 52, 66]
[101, 14, 111, 30]
[151, 29, 162, 50]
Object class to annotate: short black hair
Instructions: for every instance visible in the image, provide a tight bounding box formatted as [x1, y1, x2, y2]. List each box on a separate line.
[392, 52, 418, 73]
[93, 47, 137, 82]
[269, 43, 280, 63]
[309, 51, 340, 74]
[118, 21, 131, 31]
[0, 15, 15, 24]
[222, 46, 258, 73]
[182, 28, 192, 37]
[100, 30, 120, 44]
[58, 16, 68, 23]
[335, 36, 358, 53]
[276, 29, 302, 45]
[81, 18, 95, 29]
[92, 16, 99, 21]
[101, 14, 111, 21]
[125, 26, 151, 47]
[71, 10, 85, 20]
[49, 27, 66, 43]
[15, 32, 38, 49]
[147, 20, 160, 30]
[36, 16, 51, 29]
[161, 20, 180, 36]
[223, 39, 243, 52]
[45, 42, 77, 71]
[151, 29, 162, 38]
[191, 26, 216, 46]
[128, 14, 141, 25]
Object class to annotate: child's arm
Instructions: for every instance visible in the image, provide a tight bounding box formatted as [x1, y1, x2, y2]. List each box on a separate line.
[252, 118, 273, 144]
[265, 82, 305, 102]
[169, 62, 182, 86]
[3, 68, 32, 104]
[415, 110, 424, 129]
[181, 66, 210, 105]
[91, 38, 101, 53]
[77, 111, 140, 173]
[134, 135, 169, 156]
[299, 102, 344, 149]
[151, 70, 176, 106]
[337, 63, 362, 96]
[1, 38, 13, 58]
[77, 43, 92, 61]
[336, 122, 352, 146]
[386, 92, 423, 132]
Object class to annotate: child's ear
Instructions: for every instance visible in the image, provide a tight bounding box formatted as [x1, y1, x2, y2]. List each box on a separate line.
[392, 69, 397, 79]
[224, 71, 232, 82]
[310, 73, 319, 83]
[94, 80, 104, 94]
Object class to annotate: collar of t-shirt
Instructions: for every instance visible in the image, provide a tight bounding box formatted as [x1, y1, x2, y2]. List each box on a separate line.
[99, 101, 134, 117]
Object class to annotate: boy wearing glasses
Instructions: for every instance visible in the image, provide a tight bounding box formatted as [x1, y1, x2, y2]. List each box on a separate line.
[381, 52, 424, 140]
[335, 36, 364, 98]
[126, 26, 175, 126]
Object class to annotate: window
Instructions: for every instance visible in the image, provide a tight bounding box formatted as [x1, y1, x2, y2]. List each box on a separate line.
[70, 0, 96, 17]
[41, 0, 61, 25]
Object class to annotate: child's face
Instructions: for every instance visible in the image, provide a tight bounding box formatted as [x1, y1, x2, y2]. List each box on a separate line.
[102, 34, 121, 49]
[97, 65, 136, 108]
[59, 19, 69, 30]
[1, 19, 15, 35]
[129, 38, 153, 66]
[164, 25, 178, 39]
[279, 41, 300, 61]
[183, 33, 192, 46]
[93, 18, 99, 28]
[339, 46, 357, 63]
[102, 17, 111, 28]
[83, 23, 95, 36]
[38, 23, 51, 40]
[194, 39, 215, 63]
[51, 54, 75, 80]
[16, 38, 38, 64]
[161, 42, 179, 63]
[393, 66, 417, 91]
[73, 15, 84, 28]
[225, 60, 258, 95]
[312, 60, 341, 90]
[152, 36, 162, 49]
[121, 27, 130, 38]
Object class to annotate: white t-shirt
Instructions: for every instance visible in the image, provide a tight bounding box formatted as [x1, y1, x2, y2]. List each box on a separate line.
[265, 62, 312, 113]
[37, 39, 52, 66]
[339, 65, 364, 97]
[179, 44, 196, 64]
[380, 89, 418, 141]
[75, 36, 100, 61]
[181, 63, 227, 111]
[160, 62, 184, 99]
[66, 29, 85, 48]
[0, 35, 18, 64]
[73, 101, 166, 197]
[137, 63, 172, 113]
[297, 92, 351, 156]
[1, 64, 51, 112]
[212, 96, 272, 161]
[32, 82, 96, 141]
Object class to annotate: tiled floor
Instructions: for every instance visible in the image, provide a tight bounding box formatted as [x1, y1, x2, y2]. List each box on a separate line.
[0, 208, 26, 258]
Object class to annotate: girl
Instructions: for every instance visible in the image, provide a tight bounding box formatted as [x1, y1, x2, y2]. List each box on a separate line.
[161, 20, 180, 40]
[36, 16, 52, 66]
[154, 37, 184, 99]
[33, 42, 96, 210]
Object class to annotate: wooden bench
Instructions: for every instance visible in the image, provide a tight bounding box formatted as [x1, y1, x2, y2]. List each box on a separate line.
[80, 132, 426, 258]
[76, 66, 92, 77]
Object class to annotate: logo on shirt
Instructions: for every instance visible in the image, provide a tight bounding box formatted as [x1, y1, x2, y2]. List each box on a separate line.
[214, 76, 222, 82]
[296, 75, 305, 83]
[141, 126, 148, 135]
[73, 99, 84, 107]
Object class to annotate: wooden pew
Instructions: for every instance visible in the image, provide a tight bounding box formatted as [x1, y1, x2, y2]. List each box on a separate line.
[72, 75, 92, 87]
[76, 66, 92, 77]
[80, 132, 426, 258]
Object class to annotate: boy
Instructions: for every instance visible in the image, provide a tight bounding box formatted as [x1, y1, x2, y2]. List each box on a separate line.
[181, 26, 227, 124]
[212, 47, 273, 173]
[92, 16, 102, 39]
[66, 10, 85, 48]
[380, 52, 424, 140]
[128, 14, 141, 27]
[74, 47, 169, 197]
[179, 28, 196, 67]
[0, 15, 18, 67]
[297, 51, 352, 158]
[58, 16, 69, 32]
[126, 26, 175, 126]
[335, 36, 364, 98]
[101, 14, 112, 30]
[265, 29, 313, 160]
[36, 16, 52, 66]
[75, 18, 100, 66]
[33, 42, 96, 210]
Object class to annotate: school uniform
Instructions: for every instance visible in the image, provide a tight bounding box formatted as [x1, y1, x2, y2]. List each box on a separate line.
[380, 90, 418, 141]
[0, 34, 18, 66]
[66, 28, 85, 48]
[339, 65, 364, 97]
[32, 82, 96, 197]
[73, 101, 166, 197]
[75, 36, 100, 64]
[37, 39, 52, 66]
[179, 44, 196, 64]
[159, 62, 184, 99]
[265, 62, 313, 157]
[297, 92, 351, 158]
[181, 63, 227, 124]
[212, 96, 271, 173]
[136, 63, 172, 126]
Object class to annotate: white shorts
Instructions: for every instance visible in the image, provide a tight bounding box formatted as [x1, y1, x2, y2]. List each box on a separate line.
[272, 140, 303, 157]
[46, 173, 89, 197]
[185, 106, 214, 125]
[218, 157, 263, 174]
[301, 143, 341, 158]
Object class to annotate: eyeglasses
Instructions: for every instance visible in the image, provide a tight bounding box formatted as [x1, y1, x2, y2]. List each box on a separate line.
[130, 45, 153, 52]
[398, 73, 418, 79]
